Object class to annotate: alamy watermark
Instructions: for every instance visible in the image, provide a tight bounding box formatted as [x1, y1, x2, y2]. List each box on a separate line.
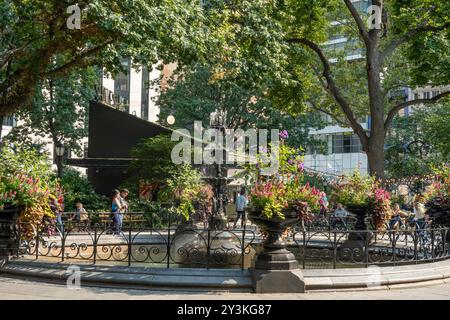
[171, 121, 280, 175]
[366, 265, 382, 288]
[66, 265, 81, 289]
[66, 4, 81, 30]
[367, 5, 382, 30]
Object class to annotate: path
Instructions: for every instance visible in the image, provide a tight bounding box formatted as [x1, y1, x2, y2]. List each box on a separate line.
[0, 275, 449, 300]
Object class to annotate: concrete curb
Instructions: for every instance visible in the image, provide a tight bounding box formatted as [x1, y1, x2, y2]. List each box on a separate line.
[303, 259, 450, 291]
[2, 259, 450, 292]
[0, 260, 253, 292]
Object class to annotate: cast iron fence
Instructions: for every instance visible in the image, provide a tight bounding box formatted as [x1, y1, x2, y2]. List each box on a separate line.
[1, 212, 449, 270]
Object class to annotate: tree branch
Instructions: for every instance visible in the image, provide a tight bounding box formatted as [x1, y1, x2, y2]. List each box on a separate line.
[380, 22, 450, 64]
[287, 37, 369, 147]
[0, 38, 40, 68]
[343, 0, 369, 45]
[384, 90, 450, 130]
[41, 40, 114, 77]
[306, 100, 349, 127]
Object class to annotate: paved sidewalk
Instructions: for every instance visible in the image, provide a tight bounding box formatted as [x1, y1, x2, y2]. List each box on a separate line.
[0, 276, 450, 299]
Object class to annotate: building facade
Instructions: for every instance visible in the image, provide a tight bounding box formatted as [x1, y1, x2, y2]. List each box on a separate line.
[100, 59, 176, 122]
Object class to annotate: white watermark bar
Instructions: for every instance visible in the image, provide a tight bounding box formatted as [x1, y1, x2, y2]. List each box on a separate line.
[171, 121, 281, 175]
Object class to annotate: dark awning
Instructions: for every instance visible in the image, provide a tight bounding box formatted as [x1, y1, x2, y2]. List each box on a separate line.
[66, 158, 133, 168]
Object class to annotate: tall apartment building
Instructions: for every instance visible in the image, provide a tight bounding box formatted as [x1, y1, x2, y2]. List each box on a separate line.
[101, 59, 163, 122]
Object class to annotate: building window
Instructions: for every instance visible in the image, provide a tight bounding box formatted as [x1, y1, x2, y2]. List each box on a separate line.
[423, 91, 431, 99]
[432, 91, 440, 98]
[352, 0, 370, 12]
[114, 58, 131, 112]
[332, 133, 362, 153]
[2, 116, 14, 127]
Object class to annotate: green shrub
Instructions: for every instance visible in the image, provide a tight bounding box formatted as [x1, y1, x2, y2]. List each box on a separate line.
[129, 199, 178, 227]
[60, 168, 109, 212]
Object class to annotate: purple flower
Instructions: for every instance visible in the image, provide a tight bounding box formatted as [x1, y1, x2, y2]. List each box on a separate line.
[279, 130, 289, 139]
[298, 162, 305, 171]
[287, 159, 293, 165]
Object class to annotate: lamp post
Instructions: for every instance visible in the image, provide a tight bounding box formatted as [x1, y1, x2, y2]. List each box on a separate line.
[208, 110, 228, 230]
[55, 143, 65, 178]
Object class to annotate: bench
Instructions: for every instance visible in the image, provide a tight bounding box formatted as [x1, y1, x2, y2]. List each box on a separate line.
[61, 212, 146, 228]
[97, 212, 146, 226]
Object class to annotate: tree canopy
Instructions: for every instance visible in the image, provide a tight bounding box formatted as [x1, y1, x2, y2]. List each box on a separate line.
[385, 102, 450, 178]
[195, 0, 450, 177]
[155, 64, 326, 151]
[5, 65, 98, 156]
[0, 0, 210, 116]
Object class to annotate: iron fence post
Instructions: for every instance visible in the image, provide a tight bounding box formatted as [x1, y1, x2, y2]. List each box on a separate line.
[241, 224, 246, 270]
[392, 230, 396, 266]
[333, 230, 337, 269]
[302, 229, 306, 269]
[16, 223, 21, 258]
[167, 211, 171, 268]
[444, 229, 448, 258]
[35, 228, 39, 260]
[431, 229, 435, 261]
[365, 230, 370, 268]
[61, 224, 67, 262]
[128, 219, 132, 267]
[414, 230, 418, 264]
[206, 228, 211, 270]
[93, 225, 97, 265]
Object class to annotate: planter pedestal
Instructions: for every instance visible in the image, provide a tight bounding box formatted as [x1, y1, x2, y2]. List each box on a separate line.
[253, 269, 305, 294]
[339, 205, 372, 261]
[347, 205, 370, 241]
[249, 208, 305, 293]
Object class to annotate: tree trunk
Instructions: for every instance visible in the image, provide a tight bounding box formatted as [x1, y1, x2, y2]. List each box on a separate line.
[365, 25, 386, 179]
[366, 138, 385, 179]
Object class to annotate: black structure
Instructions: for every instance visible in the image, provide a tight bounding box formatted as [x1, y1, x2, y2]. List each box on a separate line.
[66, 101, 171, 195]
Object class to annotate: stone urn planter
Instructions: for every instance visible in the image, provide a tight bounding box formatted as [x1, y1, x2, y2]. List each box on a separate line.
[248, 204, 304, 270]
[248, 203, 306, 293]
[0, 205, 22, 261]
[426, 196, 450, 242]
[345, 204, 371, 241]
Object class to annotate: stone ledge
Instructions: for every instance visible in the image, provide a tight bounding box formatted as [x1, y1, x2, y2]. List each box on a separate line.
[303, 259, 450, 291]
[0, 260, 253, 292]
[3, 258, 450, 293]
[6, 259, 250, 277]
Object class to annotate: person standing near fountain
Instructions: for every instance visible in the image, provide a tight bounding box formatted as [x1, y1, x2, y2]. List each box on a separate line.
[233, 189, 248, 229]
[111, 190, 124, 235]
